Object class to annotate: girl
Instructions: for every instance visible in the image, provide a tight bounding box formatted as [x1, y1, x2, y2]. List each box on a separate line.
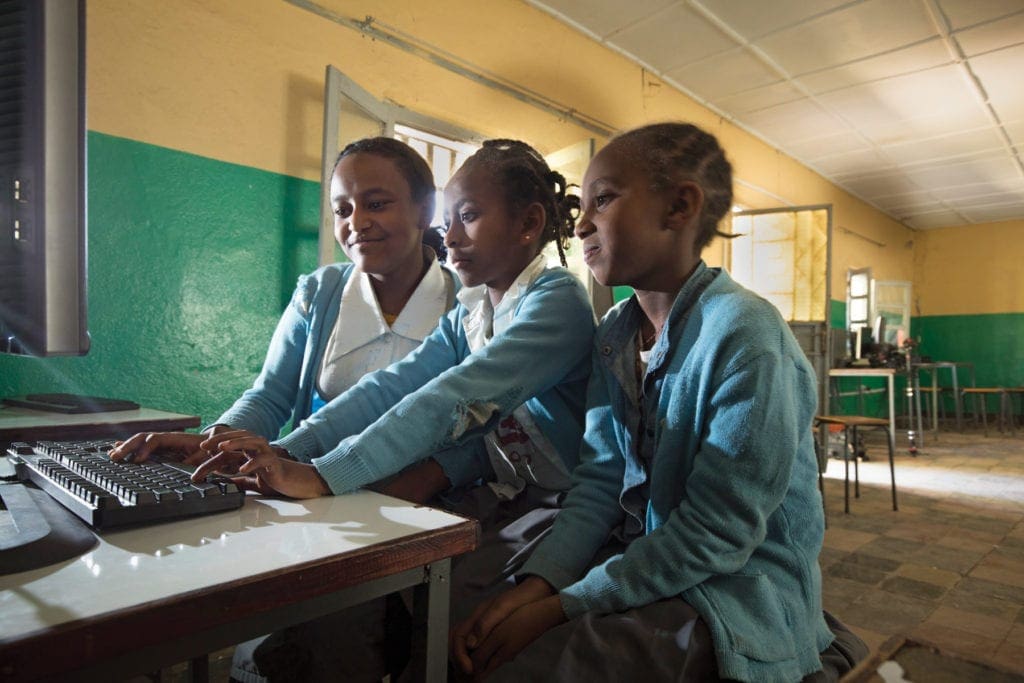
[196, 139, 596, 681]
[111, 137, 458, 467]
[451, 123, 868, 682]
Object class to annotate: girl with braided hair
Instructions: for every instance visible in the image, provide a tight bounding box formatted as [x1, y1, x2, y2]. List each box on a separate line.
[186, 139, 594, 682]
[452, 122, 867, 682]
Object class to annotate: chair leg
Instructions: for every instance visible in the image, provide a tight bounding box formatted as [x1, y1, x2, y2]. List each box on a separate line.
[852, 426, 860, 500]
[885, 427, 898, 511]
[842, 427, 851, 514]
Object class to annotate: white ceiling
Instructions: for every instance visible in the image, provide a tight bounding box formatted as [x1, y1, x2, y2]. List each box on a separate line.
[527, 0, 1024, 230]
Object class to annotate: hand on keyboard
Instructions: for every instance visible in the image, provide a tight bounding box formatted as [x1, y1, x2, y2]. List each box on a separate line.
[109, 431, 213, 466]
[196, 430, 332, 499]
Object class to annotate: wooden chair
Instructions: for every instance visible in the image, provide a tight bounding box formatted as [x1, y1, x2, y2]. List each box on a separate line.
[814, 415, 898, 514]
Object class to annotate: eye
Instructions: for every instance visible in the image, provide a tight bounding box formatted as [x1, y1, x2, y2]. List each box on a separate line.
[460, 211, 479, 223]
[593, 193, 615, 209]
[334, 204, 353, 218]
[367, 199, 391, 211]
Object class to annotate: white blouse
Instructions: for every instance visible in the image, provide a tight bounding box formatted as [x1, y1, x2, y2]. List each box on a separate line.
[317, 249, 454, 400]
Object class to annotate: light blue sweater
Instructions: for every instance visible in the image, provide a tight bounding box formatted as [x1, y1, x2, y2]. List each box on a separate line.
[521, 265, 833, 683]
[213, 262, 458, 441]
[275, 267, 595, 495]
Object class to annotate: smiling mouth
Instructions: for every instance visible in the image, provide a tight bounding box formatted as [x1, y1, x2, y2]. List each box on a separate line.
[349, 237, 386, 247]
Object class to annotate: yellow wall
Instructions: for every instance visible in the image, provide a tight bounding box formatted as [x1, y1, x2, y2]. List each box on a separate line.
[89, 0, 915, 295]
[913, 219, 1023, 316]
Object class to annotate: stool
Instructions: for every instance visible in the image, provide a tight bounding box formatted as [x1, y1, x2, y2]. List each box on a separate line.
[814, 416, 898, 514]
[961, 387, 1012, 436]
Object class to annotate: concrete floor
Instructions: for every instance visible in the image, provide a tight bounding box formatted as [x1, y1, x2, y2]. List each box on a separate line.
[819, 426, 1024, 676]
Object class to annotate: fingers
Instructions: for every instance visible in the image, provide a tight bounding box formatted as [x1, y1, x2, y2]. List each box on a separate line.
[109, 432, 200, 462]
[191, 450, 248, 482]
[451, 598, 495, 674]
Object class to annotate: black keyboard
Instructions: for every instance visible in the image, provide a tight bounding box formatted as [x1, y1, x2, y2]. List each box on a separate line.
[8, 439, 245, 529]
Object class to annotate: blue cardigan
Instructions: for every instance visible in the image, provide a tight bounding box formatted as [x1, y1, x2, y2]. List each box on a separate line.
[213, 262, 457, 440]
[276, 266, 595, 495]
[522, 266, 833, 682]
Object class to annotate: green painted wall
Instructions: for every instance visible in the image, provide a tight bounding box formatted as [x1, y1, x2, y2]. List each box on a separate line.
[0, 132, 321, 426]
[914, 313, 1024, 388]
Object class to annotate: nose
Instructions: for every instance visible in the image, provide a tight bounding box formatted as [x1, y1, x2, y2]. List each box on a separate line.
[444, 219, 463, 248]
[574, 209, 594, 239]
[349, 206, 372, 232]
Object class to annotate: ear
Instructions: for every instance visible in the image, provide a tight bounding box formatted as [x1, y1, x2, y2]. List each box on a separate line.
[665, 181, 704, 232]
[417, 199, 434, 231]
[519, 201, 547, 246]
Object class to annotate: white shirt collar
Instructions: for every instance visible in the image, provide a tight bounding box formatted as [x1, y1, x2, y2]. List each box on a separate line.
[330, 248, 449, 357]
[457, 253, 549, 351]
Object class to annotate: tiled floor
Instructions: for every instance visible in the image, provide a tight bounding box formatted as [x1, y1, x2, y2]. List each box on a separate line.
[819, 426, 1024, 675]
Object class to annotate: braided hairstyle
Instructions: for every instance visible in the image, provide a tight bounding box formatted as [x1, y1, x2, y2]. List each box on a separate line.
[335, 137, 447, 261]
[459, 139, 580, 266]
[611, 123, 734, 251]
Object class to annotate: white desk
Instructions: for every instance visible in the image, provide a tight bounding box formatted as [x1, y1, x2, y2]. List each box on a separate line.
[0, 404, 200, 450]
[828, 368, 897, 455]
[0, 491, 478, 682]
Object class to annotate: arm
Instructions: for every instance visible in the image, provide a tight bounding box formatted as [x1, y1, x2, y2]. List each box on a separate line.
[213, 273, 321, 440]
[517, 354, 628, 588]
[299, 276, 594, 494]
[560, 350, 803, 617]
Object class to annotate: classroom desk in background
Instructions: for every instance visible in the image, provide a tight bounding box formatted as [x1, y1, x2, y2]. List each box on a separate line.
[0, 403, 200, 451]
[912, 361, 976, 433]
[0, 490, 479, 682]
[828, 368, 898, 454]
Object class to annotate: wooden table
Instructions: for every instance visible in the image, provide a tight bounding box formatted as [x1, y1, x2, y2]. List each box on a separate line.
[0, 403, 200, 451]
[0, 491, 478, 682]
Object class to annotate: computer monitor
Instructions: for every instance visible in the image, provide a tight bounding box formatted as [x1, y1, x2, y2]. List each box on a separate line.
[0, 0, 89, 356]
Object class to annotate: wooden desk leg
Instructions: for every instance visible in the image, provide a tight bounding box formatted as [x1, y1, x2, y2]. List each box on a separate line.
[410, 559, 452, 683]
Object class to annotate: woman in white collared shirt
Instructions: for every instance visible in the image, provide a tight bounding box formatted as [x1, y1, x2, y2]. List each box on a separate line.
[214, 137, 458, 438]
[113, 138, 457, 457]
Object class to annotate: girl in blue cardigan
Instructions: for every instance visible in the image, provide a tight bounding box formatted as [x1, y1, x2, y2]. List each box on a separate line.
[451, 123, 868, 682]
[111, 137, 458, 468]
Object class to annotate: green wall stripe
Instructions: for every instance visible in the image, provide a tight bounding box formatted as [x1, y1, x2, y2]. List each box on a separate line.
[0, 132, 321, 426]
[913, 312, 1024, 388]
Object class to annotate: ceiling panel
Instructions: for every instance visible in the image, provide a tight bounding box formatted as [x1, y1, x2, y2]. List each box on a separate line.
[528, 0, 676, 39]
[665, 49, 782, 101]
[954, 11, 1024, 56]
[815, 65, 980, 132]
[969, 44, 1024, 118]
[696, 0, 851, 39]
[880, 127, 1008, 165]
[962, 204, 1024, 223]
[739, 98, 852, 144]
[900, 155, 1021, 188]
[904, 210, 972, 229]
[752, 0, 936, 75]
[935, 0, 1024, 30]
[528, 0, 1024, 229]
[794, 40, 952, 95]
[711, 80, 806, 115]
[607, 4, 736, 72]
